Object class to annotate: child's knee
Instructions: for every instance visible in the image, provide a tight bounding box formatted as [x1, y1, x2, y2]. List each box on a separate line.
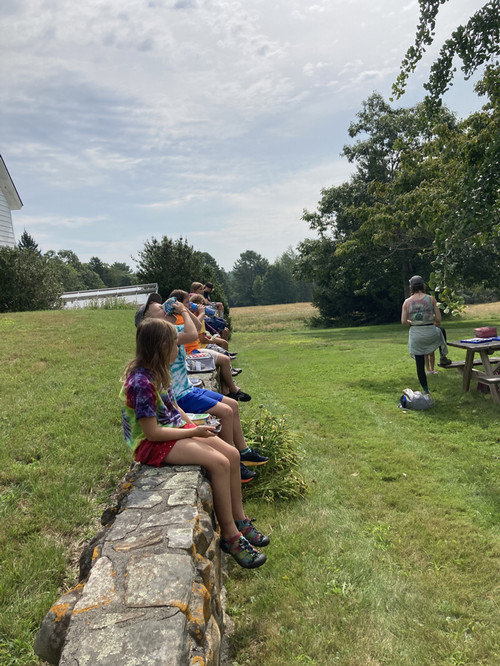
[218, 402, 233, 420]
[225, 445, 240, 466]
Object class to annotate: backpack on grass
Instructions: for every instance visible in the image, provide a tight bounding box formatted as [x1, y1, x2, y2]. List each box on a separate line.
[398, 388, 435, 410]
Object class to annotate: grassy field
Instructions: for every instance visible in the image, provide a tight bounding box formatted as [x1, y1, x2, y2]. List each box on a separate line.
[0, 303, 499, 664]
[228, 302, 500, 666]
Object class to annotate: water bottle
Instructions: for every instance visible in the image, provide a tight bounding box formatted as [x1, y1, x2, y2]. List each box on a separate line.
[163, 297, 177, 315]
[189, 302, 216, 316]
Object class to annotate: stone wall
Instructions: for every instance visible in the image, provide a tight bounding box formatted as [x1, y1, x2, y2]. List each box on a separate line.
[34, 369, 227, 665]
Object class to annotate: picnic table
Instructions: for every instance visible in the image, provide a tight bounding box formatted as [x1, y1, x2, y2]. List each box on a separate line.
[446, 339, 500, 404]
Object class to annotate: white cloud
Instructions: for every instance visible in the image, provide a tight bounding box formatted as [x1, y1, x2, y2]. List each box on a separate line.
[1, 0, 488, 270]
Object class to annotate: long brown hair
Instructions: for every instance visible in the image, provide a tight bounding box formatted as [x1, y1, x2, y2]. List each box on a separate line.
[123, 319, 178, 390]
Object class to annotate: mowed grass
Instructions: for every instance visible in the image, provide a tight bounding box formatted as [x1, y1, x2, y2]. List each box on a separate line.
[227, 303, 500, 666]
[0, 310, 134, 665]
[0, 303, 499, 664]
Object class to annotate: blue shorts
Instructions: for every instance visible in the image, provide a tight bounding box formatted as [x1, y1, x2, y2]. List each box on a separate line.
[177, 386, 223, 412]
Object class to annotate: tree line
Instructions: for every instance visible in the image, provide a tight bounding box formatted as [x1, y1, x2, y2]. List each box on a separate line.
[0, 232, 311, 313]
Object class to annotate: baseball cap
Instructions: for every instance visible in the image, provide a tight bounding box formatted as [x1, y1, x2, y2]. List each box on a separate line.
[409, 275, 425, 288]
[134, 293, 162, 327]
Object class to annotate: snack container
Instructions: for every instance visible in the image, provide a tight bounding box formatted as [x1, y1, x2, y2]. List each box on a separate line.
[185, 413, 209, 425]
[474, 327, 497, 338]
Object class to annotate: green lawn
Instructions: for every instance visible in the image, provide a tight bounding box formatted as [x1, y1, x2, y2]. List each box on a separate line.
[0, 306, 499, 665]
[228, 307, 500, 666]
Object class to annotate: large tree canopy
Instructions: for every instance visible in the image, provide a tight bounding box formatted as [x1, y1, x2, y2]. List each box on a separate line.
[298, 82, 500, 324]
[393, 0, 500, 105]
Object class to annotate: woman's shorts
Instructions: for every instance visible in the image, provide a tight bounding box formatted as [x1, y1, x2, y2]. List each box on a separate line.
[177, 386, 223, 413]
[134, 424, 197, 467]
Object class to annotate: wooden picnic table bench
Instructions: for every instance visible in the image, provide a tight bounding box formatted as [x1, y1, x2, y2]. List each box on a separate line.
[447, 340, 500, 405]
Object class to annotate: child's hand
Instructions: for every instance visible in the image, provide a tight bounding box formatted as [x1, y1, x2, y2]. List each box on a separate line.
[172, 301, 185, 314]
[193, 425, 216, 438]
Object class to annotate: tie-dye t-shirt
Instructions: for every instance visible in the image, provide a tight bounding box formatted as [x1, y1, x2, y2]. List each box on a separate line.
[169, 324, 194, 401]
[120, 366, 184, 453]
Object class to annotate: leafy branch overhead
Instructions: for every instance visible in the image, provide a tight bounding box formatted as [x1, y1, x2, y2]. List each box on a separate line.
[393, 0, 500, 104]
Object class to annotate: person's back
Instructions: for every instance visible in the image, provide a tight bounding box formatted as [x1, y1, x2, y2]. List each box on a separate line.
[405, 293, 434, 325]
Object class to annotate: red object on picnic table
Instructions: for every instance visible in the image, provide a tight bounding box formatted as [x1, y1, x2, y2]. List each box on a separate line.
[474, 327, 497, 338]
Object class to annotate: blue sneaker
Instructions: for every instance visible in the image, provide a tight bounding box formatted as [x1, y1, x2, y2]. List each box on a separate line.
[240, 447, 269, 466]
[240, 463, 256, 483]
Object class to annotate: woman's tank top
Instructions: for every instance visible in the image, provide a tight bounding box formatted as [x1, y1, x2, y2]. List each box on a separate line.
[406, 294, 434, 325]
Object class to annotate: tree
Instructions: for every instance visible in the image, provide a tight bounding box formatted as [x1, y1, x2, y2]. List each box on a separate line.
[300, 77, 500, 322]
[0, 247, 61, 312]
[298, 94, 442, 324]
[228, 251, 269, 307]
[17, 230, 40, 253]
[45, 250, 105, 292]
[135, 236, 205, 298]
[87, 257, 137, 287]
[393, 0, 500, 106]
[253, 248, 312, 305]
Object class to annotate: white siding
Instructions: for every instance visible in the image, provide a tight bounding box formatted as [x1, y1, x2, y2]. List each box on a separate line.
[0, 191, 16, 248]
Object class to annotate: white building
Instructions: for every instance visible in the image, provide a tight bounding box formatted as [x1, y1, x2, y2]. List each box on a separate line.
[0, 155, 22, 248]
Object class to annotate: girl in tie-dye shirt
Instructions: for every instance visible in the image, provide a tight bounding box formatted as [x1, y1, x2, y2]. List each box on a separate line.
[119, 318, 269, 569]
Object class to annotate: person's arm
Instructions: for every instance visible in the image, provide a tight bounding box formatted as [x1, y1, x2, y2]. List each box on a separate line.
[401, 301, 410, 326]
[172, 302, 198, 344]
[430, 296, 442, 326]
[194, 304, 206, 323]
[139, 416, 215, 441]
[198, 330, 212, 344]
[177, 406, 193, 425]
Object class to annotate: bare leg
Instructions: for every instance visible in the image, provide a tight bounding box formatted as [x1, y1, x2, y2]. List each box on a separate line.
[215, 354, 239, 393]
[221, 396, 246, 449]
[166, 436, 245, 537]
[206, 398, 247, 452]
[206, 400, 237, 447]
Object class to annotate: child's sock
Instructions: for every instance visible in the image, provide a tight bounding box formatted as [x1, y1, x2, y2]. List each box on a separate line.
[239, 447, 251, 457]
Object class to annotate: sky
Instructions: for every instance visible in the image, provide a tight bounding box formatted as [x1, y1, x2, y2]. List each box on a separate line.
[1, 0, 487, 272]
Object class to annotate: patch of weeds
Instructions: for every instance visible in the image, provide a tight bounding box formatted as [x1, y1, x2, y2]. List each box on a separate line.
[83, 297, 135, 310]
[365, 522, 393, 550]
[241, 407, 309, 502]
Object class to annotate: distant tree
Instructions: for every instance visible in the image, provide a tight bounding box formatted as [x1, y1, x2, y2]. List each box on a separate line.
[88, 256, 108, 282]
[87, 257, 137, 287]
[45, 250, 105, 291]
[253, 248, 312, 305]
[393, 0, 499, 108]
[229, 251, 269, 307]
[0, 247, 61, 312]
[107, 262, 137, 287]
[135, 236, 205, 298]
[17, 230, 40, 253]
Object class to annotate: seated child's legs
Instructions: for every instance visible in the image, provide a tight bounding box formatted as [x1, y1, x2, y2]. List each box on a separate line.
[167, 436, 244, 536]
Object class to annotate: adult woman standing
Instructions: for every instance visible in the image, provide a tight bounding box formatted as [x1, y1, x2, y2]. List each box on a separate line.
[401, 275, 452, 394]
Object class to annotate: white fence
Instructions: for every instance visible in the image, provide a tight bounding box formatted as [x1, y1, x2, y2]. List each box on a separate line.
[61, 283, 159, 309]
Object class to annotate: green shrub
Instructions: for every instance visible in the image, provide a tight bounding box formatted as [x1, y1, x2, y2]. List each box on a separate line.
[241, 407, 308, 502]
